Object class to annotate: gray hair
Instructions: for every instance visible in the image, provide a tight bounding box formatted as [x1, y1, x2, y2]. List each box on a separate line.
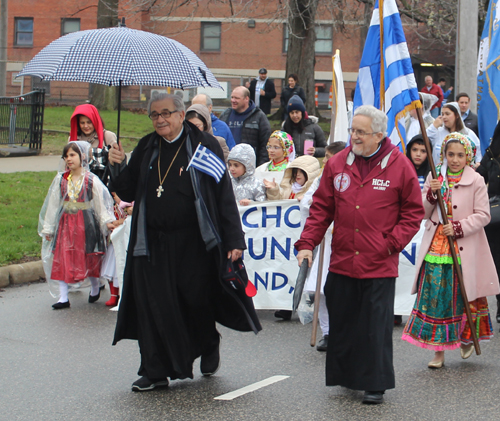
[148, 92, 185, 115]
[192, 93, 212, 107]
[354, 105, 387, 136]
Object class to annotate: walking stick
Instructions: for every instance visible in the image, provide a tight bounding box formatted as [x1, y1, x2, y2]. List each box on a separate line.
[416, 107, 481, 355]
[310, 238, 326, 347]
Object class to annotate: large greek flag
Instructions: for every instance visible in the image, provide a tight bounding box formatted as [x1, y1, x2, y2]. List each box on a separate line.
[353, 0, 421, 151]
[477, 1, 500, 157]
[187, 144, 226, 183]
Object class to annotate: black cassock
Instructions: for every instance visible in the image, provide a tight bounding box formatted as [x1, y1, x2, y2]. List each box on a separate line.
[324, 272, 396, 392]
[112, 124, 261, 381]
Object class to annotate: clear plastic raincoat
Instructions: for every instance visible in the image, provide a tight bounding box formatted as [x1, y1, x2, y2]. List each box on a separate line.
[38, 141, 114, 298]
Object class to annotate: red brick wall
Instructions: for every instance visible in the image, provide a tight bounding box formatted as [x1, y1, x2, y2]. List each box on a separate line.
[3, 0, 447, 107]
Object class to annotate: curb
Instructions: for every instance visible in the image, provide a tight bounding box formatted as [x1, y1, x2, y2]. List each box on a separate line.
[0, 261, 45, 288]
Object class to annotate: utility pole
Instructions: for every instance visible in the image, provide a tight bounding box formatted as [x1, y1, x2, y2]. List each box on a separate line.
[0, 0, 7, 96]
[455, 0, 478, 111]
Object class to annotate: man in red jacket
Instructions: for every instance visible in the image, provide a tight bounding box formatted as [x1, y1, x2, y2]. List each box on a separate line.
[295, 105, 424, 405]
[421, 75, 443, 118]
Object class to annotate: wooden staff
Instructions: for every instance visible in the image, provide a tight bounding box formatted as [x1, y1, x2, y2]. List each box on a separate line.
[310, 238, 326, 347]
[415, 107, 480, 355]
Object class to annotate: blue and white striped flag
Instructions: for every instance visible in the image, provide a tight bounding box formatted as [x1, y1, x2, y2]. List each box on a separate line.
[187, 144, 226, 183]
[477, 0, 500, 157]
[353, 0, 421, 151]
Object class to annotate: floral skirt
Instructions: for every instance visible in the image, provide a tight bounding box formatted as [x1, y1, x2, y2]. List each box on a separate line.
[402, 261, 493, 351]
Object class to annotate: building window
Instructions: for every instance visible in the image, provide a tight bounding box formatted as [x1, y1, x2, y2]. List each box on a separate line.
[201, 22, 221, 51]
[283, 25, 333, 54]
[14, 18, 33, 47]
[315, 25, 333, 54]
[61, 18, 80, 36]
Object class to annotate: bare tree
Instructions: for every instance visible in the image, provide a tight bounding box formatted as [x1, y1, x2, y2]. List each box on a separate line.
[117, 0, 484, 115]
[90, 0, 119, 110]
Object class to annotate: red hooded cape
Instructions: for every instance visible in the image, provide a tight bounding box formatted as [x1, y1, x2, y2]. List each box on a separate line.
[70, 104, 104, 148]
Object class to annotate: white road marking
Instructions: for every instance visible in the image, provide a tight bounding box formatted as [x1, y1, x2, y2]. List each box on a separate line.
[214, 375, 290, 401]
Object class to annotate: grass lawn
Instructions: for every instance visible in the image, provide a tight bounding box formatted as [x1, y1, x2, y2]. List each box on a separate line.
[0, 171, 54, 266]
[41, 106, 153, 156]
[40, 106, 332, 156]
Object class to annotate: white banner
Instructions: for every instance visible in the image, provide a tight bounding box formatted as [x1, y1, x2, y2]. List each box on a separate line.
[239, 201, 424, 313]
[239, 200, 302, 310]
[394, 220, 425, 316]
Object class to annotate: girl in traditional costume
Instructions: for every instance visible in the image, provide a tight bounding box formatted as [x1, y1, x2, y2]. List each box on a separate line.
[254, 130, 295, 184]
[39, 141, 115, 309]
[402, 133, 499, 367]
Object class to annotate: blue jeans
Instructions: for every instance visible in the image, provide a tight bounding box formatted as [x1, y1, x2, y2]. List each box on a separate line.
[430, 108, 440, 118]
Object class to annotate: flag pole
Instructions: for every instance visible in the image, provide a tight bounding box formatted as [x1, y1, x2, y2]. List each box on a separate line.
[329, 51, 339, 144]
[310, 238, 326, 347]
[415, 107, 481, 355]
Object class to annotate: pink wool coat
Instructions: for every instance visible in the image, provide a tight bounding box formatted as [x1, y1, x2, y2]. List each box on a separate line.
[412, 166, 500, 301]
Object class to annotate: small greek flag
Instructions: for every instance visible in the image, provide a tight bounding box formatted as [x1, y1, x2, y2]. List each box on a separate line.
[187, 144, 226, 183]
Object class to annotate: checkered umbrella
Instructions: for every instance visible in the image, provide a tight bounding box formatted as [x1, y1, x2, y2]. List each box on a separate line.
[17, 26, 221, 89]
[17, 26, 222, 141]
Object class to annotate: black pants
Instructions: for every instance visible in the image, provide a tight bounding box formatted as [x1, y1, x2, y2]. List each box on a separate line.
[324, 272, 396, 391]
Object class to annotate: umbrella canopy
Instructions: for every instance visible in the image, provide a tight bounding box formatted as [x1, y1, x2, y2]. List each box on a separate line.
[18, 26, 222, 143]
[293, 258, 310, 313]
[17, 26, 221, 89]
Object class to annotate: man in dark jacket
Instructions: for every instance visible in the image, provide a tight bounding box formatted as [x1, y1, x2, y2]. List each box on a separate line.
[220, 86, 272, 166]
[295, 105, 424, 405]
[108, 93, 261, 393]
[456, 92, 479, 136]
[249, 68, 276, 115]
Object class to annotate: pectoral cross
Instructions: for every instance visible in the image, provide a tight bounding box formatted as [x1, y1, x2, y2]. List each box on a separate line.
[156, 185, 164, 198]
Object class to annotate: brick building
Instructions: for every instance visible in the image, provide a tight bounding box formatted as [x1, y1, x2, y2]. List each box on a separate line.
[3, 0, 454, 109]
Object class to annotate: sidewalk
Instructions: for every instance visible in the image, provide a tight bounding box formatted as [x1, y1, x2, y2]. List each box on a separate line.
[0, 155, 61, 173]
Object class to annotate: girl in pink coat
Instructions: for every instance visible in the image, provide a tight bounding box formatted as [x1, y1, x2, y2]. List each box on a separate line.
[402, 133, 499, 368]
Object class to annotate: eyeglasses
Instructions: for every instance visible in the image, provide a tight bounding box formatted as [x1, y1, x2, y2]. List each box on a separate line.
[149, 110, 178, 120]
[348, 128, 378, 137]
[266, 145, 282, 150]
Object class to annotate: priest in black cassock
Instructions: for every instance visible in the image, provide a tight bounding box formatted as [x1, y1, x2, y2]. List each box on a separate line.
[109, 92, 261, 392]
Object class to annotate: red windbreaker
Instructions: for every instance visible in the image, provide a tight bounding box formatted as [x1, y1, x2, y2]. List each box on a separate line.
[295, 139, 424, 279]
[420, 83, 443, 110]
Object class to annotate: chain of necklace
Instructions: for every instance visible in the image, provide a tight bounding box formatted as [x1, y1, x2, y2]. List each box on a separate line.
[67, 173, 84, 202]
[157, 137, 186, 198]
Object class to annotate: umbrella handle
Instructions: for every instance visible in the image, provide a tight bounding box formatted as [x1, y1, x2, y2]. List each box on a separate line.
[116, 80, 122, 145]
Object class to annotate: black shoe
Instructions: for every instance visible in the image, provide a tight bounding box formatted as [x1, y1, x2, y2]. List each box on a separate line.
[131, 376, 169, 392]
[274, 310, 292, 320]
[362, 391, 385, 404]
[201, 340, 220, 376]
[88, 289, 101, 303]
[100, 284, 106, 291]
[52, 301, 70, 310]
[496, 300, 500, 323]
[317, 335, 328, 352]
[394, 315, 403, 325]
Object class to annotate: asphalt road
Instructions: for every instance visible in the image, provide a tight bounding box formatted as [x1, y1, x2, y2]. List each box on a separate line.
[2, 282, 500, 421]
